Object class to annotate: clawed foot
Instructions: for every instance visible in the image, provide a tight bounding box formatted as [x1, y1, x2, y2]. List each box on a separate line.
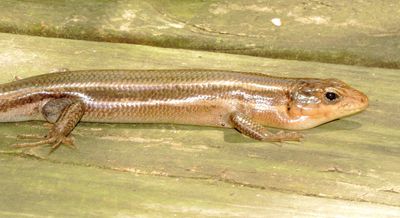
[13, 134, 76, 153]
[264, 131, 304, 142]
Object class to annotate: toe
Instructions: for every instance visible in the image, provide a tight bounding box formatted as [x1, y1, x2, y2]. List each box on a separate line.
[12, 138, 55, 148]
[17, 134, 45, 140]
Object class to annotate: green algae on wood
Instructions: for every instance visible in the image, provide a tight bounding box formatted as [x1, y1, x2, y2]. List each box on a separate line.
[0, 0, 399, 68]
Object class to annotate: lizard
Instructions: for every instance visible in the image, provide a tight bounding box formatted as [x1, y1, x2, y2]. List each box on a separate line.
[0, 69, 368, 152]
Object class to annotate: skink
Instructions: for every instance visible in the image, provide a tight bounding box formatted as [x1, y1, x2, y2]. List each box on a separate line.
[0, 69, 368, 151]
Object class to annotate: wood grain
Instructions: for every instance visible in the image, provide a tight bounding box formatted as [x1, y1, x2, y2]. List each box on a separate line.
[0, 33, 399, 217]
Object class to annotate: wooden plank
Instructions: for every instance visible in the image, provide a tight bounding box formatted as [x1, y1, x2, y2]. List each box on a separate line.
[0, 0, 399, 68]
[1, 155, 399, 217]
[0, 33, 399, 216]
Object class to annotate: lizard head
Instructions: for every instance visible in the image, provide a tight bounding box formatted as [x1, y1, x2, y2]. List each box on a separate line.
[287, 78, 368, 129]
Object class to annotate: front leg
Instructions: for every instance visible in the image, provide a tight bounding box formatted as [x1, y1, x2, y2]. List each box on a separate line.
[230, 112, 303, 142]
[13, 98, 85, 153]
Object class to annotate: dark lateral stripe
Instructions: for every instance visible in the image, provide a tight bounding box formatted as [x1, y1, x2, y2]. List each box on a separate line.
[0, 92, 72, 112]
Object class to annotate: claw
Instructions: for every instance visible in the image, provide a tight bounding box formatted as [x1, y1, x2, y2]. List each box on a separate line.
[12, 135, 76, 153]
[264, 131, 304, 142]
[62, 136, 76, 149]
[49, 140, 63, 154]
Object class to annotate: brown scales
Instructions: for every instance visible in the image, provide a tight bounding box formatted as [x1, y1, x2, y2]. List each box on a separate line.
[0, 69, 368, 152]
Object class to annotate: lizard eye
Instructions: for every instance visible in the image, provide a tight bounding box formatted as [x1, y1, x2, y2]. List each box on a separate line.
[325, 92, 338, 101]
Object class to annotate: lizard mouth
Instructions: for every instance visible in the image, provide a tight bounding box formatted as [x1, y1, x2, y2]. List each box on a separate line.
[339, 90, 369, 116]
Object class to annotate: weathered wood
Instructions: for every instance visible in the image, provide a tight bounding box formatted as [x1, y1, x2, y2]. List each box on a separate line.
[0, 0, 399, 68]
[0, 33, 399, 217]
[1, 155, 399, 217]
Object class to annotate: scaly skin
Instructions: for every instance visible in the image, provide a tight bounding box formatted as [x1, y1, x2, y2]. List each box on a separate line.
[0, 69, 368, 151]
